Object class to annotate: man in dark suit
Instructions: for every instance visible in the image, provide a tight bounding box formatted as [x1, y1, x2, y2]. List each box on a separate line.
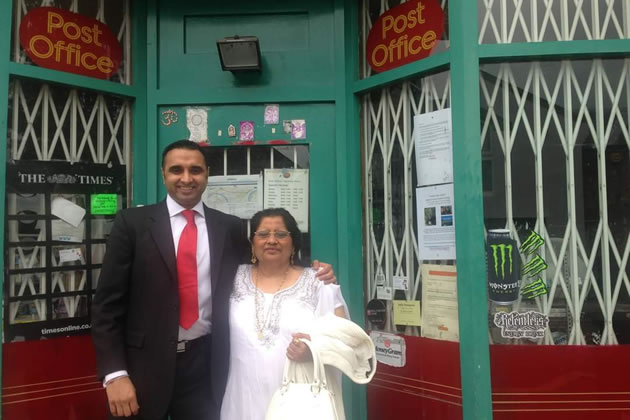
[92, 140, 334, 420]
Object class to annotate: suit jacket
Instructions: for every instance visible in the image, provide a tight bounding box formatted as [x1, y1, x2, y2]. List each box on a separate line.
[91, 200, 248, 419]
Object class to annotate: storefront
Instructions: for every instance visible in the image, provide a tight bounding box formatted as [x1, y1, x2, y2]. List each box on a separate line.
[0, 1, 629, 419]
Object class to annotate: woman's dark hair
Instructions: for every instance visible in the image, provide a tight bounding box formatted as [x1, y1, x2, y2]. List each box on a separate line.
[250, 208, 302, 259]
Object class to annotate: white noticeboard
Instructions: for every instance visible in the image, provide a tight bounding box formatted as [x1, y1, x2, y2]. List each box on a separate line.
[414, 108, 453, 187]
[416, 183, 456, 260]
[202, 175, 263, 219]
[263, 168, 309, 232]
[421, 264, 459, 342]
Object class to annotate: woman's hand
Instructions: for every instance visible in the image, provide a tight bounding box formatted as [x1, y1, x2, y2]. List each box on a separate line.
[287, 333, 312, 362]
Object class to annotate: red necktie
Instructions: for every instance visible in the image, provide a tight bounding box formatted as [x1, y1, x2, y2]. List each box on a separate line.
[177, 209, 198, 329]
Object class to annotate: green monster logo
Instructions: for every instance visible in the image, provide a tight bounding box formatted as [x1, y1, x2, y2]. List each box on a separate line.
[519, 230, 549, 299]
[521, 277, 548, 299]
[520, 231, 545, 256]
[490, 243, 513, 279]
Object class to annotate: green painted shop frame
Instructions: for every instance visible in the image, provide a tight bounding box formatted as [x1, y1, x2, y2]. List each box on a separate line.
[1, 0, 629, 419]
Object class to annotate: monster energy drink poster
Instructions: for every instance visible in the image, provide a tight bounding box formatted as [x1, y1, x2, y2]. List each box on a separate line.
[486, 229, 520, 303]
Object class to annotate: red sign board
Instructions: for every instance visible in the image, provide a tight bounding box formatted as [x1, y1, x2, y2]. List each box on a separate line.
[19, 7, 122, 80]
[366, 0, 444, 73]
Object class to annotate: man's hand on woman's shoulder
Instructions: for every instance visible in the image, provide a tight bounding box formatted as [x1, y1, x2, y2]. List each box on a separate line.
[312, 260, 336, 284]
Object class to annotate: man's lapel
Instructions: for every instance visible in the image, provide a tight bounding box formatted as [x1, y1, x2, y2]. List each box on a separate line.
[205, 205, 226, 293]
[149, 201, 177, 282]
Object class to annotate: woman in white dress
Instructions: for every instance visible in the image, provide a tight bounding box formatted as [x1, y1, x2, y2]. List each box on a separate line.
[220, 208, 347, 420]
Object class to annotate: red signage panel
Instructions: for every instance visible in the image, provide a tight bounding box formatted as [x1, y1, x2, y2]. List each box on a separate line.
[19, 7, 122, 80]
[366, 0, 444, 74]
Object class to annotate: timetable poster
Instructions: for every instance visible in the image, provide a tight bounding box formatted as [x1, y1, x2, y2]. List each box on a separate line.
[263, 168, 309, 232]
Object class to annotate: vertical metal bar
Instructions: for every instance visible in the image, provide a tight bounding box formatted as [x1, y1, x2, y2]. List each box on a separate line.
[561, 0, 569, 40]
[247, 147, 251, 174]
[364, 95, 374, 300]
[563, 61, 583, 344]
[532, 62, 552, 343]
[591, 0, 601, 40]
[42, 85, 49, 160]
[450, 0, 493, 417]
[503, 65, 514, 231]
[71, 90, 77, 162]
[531, 0, 539, 42]
[223, 148, 228, 175]
[501, 0, 507, 42]
[594, 59, 613, 343]
[97, 95, 105, 163]
[383, 88, 393, 330]
[12, 80, 19, 160]
[403, 81, 413, 301]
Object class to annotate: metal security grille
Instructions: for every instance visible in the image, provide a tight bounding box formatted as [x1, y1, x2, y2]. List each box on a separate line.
[5, 74, 131, 340]
[479, 0, 630, 43]
[12, 0, 131, 85]
[362, 73, 452, 334]
[360, 0, 630, 344]
[481, 59, 630, 345]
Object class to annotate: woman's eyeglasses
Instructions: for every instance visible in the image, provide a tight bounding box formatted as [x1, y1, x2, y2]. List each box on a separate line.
[253, 230, 291, 239]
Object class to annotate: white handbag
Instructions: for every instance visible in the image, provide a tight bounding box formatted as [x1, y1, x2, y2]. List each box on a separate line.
[265, 339, 339, 420]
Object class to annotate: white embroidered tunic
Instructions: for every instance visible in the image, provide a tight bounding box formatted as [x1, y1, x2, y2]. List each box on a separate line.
[220, 264, 347, 420]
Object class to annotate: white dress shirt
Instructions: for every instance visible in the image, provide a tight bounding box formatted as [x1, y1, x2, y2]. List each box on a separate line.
[104, 196, 212, 386]
[167, 195, 213, 341]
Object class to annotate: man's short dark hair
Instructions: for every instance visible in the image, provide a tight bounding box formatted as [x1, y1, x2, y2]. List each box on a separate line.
[161, 140, 209, 169]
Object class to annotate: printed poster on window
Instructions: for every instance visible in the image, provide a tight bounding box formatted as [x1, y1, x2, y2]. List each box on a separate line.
[416, 183, 456, 260]
[202, 174, 263, 219]
[414, 108, 453, 187]
[421, 264, 459, 342]
[263, 168, 309, 232]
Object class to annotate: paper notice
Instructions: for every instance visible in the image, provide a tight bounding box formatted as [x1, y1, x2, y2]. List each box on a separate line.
[51, 197, 86, 227]
[377, 286, 393, 300]
[263, 169, 309, 232]
[414, 108, 453, 186]
[52, 220, 85, 242]
[416, 184, 456, 260]
[186, 108, 209, 143]
[264, 104, 279, 125]
[421, 264, 459, 342]
[393, 275, 409, 290]
[202, 174, 263, 219]
[58, 248, 83, 264]
[393, 300, 421, 326]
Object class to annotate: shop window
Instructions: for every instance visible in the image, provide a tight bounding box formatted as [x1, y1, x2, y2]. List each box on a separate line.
[203, 145, 313, 264]
[478, 0, 630, 44]
[362, 71, 452, 336]
[481, 59, 630, 345]
[11, 0, 131, 84]
[4, 77, 131, 341]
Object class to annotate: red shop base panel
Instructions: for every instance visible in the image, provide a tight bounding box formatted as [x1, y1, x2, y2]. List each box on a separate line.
[367, 336, 463, 420]
[2, 335, 107, 420]
[367, 336, 630, 420]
